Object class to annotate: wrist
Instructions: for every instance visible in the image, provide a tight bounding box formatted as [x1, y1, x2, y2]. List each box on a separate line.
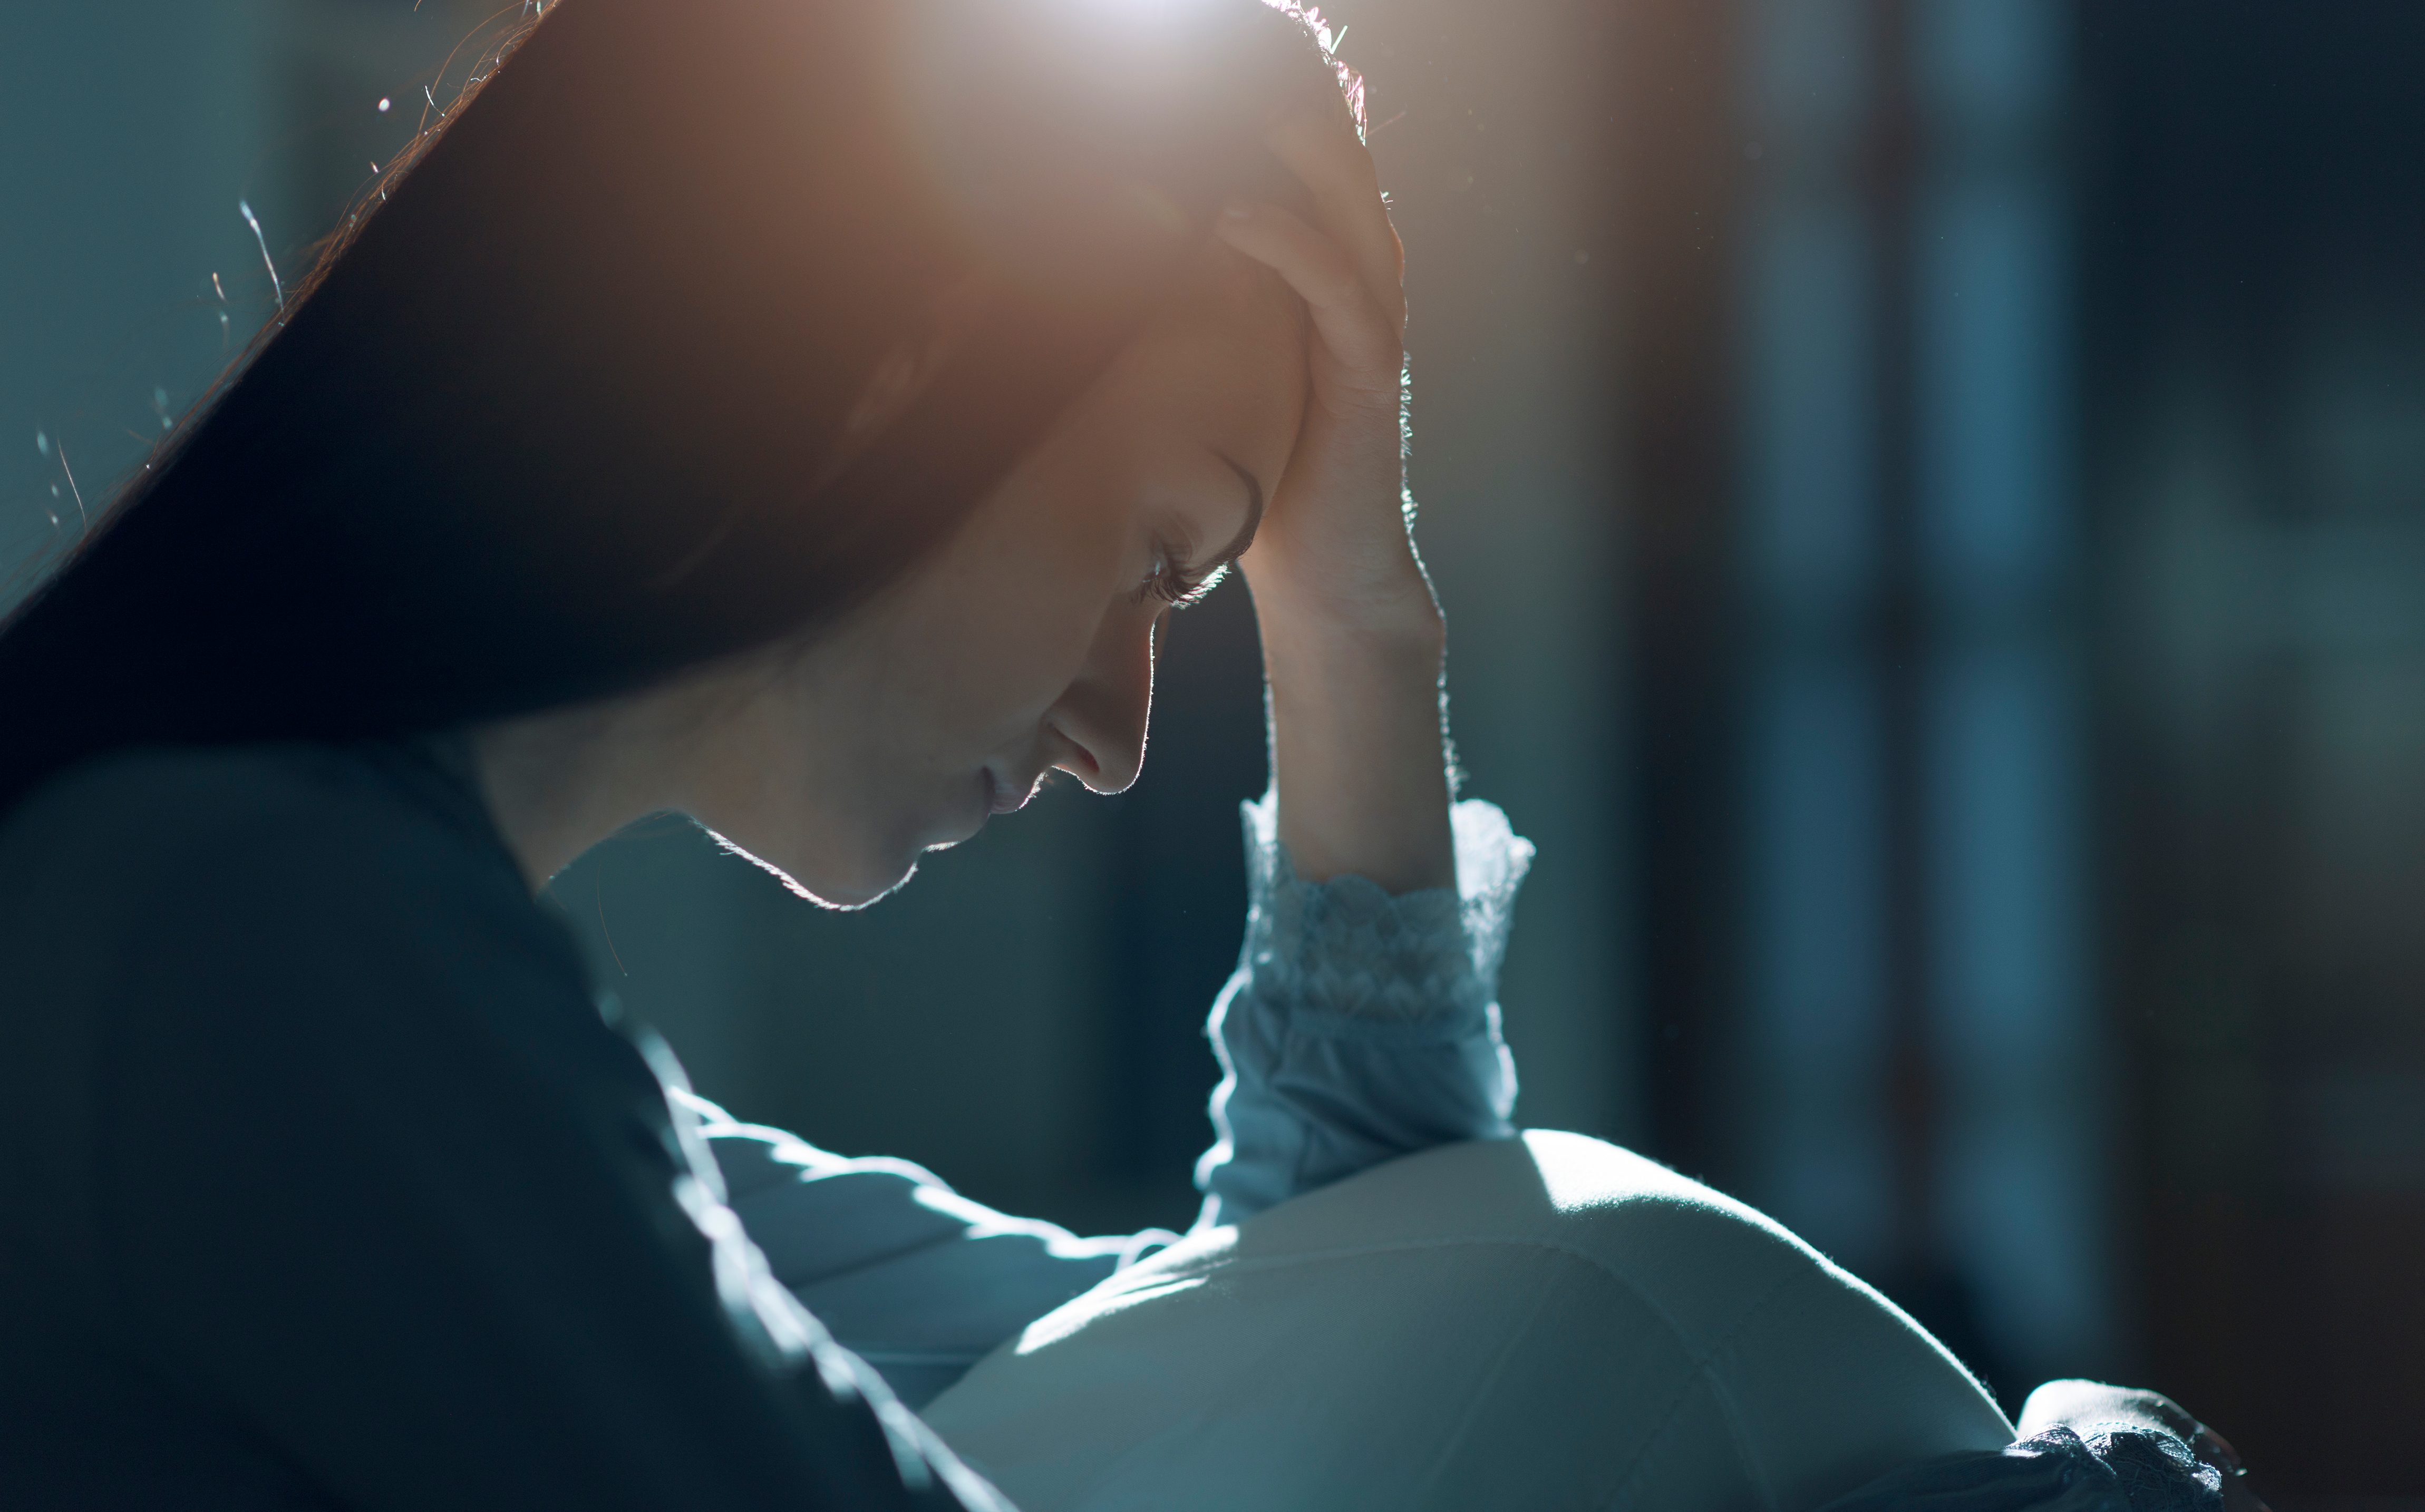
[1254, 590, 1444, 679]
[1242, 534, 1444, 647]
[1259, 603, 1453, 893]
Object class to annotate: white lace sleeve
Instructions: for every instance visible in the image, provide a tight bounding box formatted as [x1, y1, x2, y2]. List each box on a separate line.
[1191, 793, 1534, 1227]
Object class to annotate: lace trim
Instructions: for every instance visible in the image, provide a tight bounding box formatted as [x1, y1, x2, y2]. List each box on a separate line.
[1237, 793, 1535, 1022]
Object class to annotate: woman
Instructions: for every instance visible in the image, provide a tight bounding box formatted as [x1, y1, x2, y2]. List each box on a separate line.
[0, 0, 2249, 1506]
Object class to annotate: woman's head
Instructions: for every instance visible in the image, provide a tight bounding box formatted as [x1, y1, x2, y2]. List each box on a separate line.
[486, 230, 1311, 902]
[0, 0, 1357, 824]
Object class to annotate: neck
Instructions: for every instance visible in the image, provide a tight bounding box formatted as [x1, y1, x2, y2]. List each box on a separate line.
[469, 695, 685, 891]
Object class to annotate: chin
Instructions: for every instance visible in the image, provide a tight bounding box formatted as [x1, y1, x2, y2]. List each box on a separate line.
[799, 862, 921, 911]
[697, 824, 922, 912]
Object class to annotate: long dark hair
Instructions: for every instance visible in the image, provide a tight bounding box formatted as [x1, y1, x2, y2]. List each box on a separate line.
[0, 0, 1353, 819]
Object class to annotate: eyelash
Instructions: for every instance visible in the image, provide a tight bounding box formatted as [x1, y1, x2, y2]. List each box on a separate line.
[1134, 541, 1228, 610]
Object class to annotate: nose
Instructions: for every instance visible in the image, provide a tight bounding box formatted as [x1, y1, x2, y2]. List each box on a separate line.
[1047, 603, 1157, 795]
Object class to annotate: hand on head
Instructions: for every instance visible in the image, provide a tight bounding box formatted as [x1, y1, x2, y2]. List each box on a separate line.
[474, 53, 1452, 908]
[1215, 108, 1439, 641]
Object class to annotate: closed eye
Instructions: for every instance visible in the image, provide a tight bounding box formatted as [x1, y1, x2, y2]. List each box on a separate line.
[1134, 547, 1229, 609]
[1130, 450, 1265, 610]
[1207, 453, 1265, 566]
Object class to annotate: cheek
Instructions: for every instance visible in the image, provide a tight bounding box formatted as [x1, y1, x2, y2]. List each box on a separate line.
[908, 511, 1124, 728]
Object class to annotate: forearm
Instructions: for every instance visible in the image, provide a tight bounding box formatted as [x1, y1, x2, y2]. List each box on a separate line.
[1256, 594, 1453, 894]
[696, 1105, 1165, 1409]
[1217, 103, 1451, 896]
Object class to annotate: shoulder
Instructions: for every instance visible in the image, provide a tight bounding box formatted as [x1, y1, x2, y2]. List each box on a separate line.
[7, 742, 462, 867]
[2, 742, 517, 917]
[0, 743, 557, 1016]
[0, 744, 621, 1173]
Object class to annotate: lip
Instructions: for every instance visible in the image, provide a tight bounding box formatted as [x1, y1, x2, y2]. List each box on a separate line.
[982, 767, 1037, 816]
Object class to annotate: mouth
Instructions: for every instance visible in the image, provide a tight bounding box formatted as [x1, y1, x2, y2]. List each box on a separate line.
[981, 766, 1039, 817]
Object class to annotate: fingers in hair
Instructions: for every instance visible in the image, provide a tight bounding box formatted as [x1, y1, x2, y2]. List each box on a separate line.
[1263, 110, 1405, 331]
[1215, 200, 1401, 391]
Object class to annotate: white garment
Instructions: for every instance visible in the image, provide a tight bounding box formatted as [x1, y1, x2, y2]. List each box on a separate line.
[923, 1131, 2014, 1512]
[697, 796, 1533, 1409]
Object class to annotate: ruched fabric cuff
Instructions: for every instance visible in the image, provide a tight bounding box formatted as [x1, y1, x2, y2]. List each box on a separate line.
[1236, 791, 1535, 1029]
[1192, 794, 1534, 1225]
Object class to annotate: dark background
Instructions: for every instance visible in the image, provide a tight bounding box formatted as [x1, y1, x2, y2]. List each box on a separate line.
[6, 1, 2421, 1501]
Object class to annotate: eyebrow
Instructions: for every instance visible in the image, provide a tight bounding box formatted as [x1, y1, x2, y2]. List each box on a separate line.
[1204, 451, 1267, 570]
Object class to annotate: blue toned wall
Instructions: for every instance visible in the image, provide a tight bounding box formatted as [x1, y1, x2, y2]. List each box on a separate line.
[1730, 0, 2108, 1396]
[1, 3, 262, 600]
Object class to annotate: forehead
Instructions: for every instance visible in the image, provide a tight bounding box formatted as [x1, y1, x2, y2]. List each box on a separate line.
[1112, 245, 1307, 429]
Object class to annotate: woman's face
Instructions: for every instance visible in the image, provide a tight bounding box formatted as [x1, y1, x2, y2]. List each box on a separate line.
[680, 241, 1309, 905]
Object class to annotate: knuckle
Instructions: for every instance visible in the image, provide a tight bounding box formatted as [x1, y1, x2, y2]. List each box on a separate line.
[1314, 262, 1365, 307]
[1353, 282, 1401, 330]
[1333, 318, 1403, 374]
